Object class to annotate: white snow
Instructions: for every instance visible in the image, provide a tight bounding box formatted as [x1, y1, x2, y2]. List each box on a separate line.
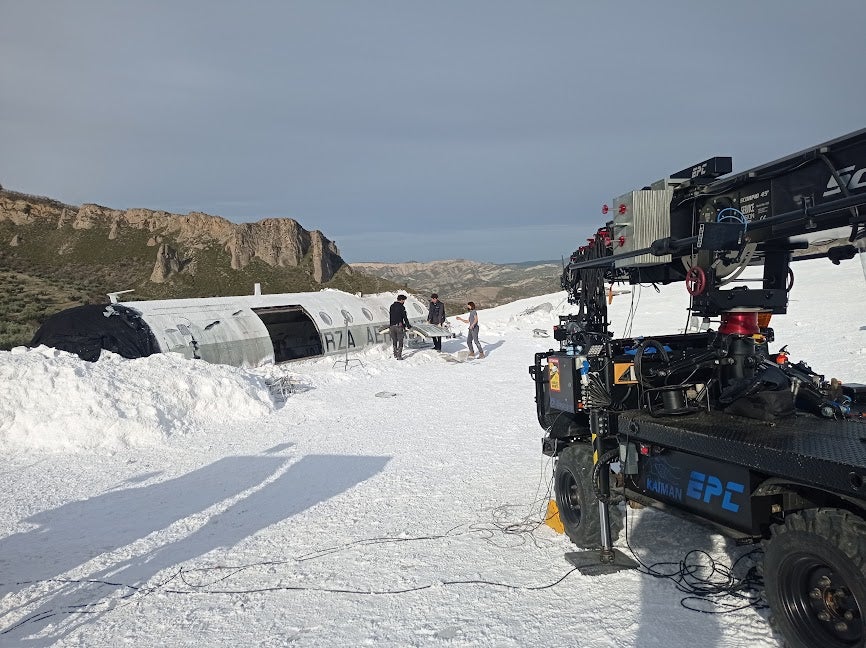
[0, 257, 864, 647]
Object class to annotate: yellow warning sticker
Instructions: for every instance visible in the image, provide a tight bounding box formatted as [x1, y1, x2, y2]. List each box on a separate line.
[614, 362, 638, 384]
[549, 357, 560, 392]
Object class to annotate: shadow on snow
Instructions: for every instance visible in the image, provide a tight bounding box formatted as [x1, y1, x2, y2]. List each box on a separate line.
[0, 453, 389, 644]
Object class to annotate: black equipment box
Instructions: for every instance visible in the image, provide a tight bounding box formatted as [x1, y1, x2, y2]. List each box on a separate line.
[547, 354, 581, 413]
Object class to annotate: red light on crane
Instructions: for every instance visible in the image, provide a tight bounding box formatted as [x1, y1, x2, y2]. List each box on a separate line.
[602, 204, 609, 214]
[618, 204, 627, 215]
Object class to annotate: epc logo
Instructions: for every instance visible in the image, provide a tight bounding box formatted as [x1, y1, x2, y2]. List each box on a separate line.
[686, 471, 745, 513]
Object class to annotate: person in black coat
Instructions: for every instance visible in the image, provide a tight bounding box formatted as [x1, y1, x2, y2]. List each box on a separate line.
[389, 294, 411, 360]
[427, 293, 446, 351]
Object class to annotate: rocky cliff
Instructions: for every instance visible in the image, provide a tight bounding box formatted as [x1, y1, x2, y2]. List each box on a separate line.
[0, 190, 344, 283]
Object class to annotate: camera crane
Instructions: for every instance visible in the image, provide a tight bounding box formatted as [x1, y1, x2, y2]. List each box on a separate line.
[531, 128, 866, 648]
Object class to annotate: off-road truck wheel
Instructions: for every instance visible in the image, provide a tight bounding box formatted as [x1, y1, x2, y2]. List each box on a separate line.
[763, 508, 866, 648]
[553, 443, 623, 548]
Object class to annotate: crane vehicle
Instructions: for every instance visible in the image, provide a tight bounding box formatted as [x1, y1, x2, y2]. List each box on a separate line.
[530, 128, 866, 648]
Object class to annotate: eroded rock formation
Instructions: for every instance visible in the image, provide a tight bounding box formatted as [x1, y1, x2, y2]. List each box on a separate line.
[0, 190, 344, 283]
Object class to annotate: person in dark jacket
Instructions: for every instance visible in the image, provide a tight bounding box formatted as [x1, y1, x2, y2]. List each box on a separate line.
[389, 294, 411, 360]
[427, 293, 446, 351]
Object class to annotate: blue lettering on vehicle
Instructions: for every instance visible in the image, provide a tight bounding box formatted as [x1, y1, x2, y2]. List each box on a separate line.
[645, 478, 682, 501]
[686, 471, 745, 512]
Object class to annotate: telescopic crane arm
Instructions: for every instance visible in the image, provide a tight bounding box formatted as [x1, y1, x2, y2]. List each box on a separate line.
[562, 128, 866, 329]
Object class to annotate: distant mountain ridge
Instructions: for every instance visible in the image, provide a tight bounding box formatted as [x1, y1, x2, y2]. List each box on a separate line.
[0, 187, 399, 349]
[0, 189, 345, 283]
[350, 258, 563, 308]
[0, 186, 563, 349]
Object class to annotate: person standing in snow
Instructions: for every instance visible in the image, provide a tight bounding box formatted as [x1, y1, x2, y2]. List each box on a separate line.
[427, 293, 446, 351]
[389, 294, 412, 360]
[456, 301, 484, 358]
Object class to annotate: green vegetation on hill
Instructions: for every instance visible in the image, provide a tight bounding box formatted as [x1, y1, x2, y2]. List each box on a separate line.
[0, 220, 401, 350]
[0, 270, 97, 350]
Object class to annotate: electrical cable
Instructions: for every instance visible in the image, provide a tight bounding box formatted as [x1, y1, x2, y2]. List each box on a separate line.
[633, 337, 671, 392]
[682, 306, 694, 335]
[716, 207, 748, 229]
[2, 456, 571, 635]
[590, 449, 621, 503]
[614, 432, 767, 615]
[588, 434, 764, 615]
[623, 284, 642, 338]
[1, 564, 582, 635]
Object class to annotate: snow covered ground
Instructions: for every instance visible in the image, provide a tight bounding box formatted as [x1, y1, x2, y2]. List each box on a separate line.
[0, 257, 864, 647]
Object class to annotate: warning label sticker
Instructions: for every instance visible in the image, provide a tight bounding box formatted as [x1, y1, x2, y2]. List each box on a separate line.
[614, 362, 637, 384]
[549, 357, 561, 392]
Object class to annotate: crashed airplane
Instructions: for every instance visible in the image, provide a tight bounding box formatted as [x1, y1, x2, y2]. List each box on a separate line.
[30, 289, 451, 367]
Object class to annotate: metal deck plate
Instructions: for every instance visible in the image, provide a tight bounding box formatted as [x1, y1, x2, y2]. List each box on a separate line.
[618, 410, 866, 497]
[565, 550, 640, 575]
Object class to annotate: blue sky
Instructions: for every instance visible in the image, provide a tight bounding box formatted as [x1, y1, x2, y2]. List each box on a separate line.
[1, 1, 864, 263]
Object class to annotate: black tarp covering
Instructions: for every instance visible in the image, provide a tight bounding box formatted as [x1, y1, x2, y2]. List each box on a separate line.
[30, 304, 157, 361]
